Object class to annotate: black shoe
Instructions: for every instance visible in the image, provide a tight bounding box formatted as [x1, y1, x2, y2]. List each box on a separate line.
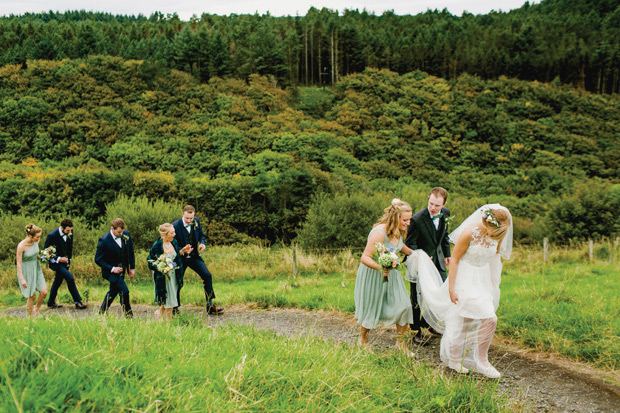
[427, 327, 442, 336]
[412, 331, 427, 346]
[172, 307, 180, 316]
[75, 302, 87, 310]
[206, 305, 224, 315]
[48, 303, 63, 309]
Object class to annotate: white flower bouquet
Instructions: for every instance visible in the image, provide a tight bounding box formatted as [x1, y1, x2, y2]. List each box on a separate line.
[373, 242, 404, 283]
[148, 255, 177, 281]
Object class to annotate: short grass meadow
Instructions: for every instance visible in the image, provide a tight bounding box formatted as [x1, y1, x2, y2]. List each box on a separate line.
[1, 316, 514, 411]
[0, 243, 618, 410]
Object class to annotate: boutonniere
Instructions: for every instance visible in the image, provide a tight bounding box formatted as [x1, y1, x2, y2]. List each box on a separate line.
[67, 232, 72, 238]
[445, 215, 455, 229]
[121, 234, 130, 242]
[189, 221, 196, 227]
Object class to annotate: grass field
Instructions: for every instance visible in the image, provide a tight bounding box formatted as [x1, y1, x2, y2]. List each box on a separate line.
[1, 243, 619, 371]
[0, 316, 514, 411]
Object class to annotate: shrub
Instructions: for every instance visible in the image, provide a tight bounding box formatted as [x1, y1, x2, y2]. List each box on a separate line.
[296, 192, 386, 250]
[103, 195, 182, 251]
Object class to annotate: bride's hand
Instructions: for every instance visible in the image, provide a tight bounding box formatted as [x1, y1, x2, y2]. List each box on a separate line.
[449, 289, 459, 304]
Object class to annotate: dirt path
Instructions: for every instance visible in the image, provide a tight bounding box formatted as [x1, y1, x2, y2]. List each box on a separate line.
[3, 303, 619, 412]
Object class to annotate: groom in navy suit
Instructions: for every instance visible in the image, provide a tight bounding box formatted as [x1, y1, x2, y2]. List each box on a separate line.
[95, 218, 135, 317]
[44, 218, 87, 309]
[172, 205, 223, 315]
[405, 187, 452, 344]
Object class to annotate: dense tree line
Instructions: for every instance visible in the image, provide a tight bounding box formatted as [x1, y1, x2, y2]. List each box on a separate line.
[1, 56, 619, 244]
[1, 0, 620, 93]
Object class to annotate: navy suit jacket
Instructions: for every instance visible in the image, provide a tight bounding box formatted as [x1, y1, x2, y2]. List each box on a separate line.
[172, 217, 206, 260]
[405, 207, 451, 275]
[44, 228, 73, 271]
[94, 230, 136, 281]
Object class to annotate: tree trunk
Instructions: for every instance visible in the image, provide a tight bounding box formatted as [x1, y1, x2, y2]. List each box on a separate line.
[331, 29, 335, 86]
[310, 26, 314, 84]
[304, 24, 309, 86]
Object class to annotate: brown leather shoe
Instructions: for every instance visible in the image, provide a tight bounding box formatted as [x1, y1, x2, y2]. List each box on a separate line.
[75, 302, 87, 310]
[206, 305, 224, 315]
[47, 303, 63, 309]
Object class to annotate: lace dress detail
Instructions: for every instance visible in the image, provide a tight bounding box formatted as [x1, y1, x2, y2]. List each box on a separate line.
[461, 227, 499, 267]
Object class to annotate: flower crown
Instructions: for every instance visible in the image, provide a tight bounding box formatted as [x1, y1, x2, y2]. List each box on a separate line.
[483, 209, 500, 227]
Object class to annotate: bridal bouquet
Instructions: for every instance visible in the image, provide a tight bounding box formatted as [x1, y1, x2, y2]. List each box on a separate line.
[39, 246, 57, 264]
[148, 255, 177, 281]
[373, 242, 404, 283]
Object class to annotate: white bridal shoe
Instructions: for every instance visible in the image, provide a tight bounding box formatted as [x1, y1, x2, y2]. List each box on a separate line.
[448, 361, 469, 374]
[474, 363, 501, 379]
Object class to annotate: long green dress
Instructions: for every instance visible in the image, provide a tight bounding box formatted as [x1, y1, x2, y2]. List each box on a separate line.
[18, 243, 47, 298]
[354, 227, 413, 329]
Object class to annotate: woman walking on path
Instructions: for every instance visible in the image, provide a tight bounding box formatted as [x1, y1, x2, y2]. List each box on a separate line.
[354, 199, 415, 356]
[148, 223, 189, 320]
[414, 204, 513, 378]
[16, 224, 48, 317]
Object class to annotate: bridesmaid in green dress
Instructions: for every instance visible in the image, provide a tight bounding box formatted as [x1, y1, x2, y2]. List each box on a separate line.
[16, 224, 48, 317]
[354, 199, 415, 356]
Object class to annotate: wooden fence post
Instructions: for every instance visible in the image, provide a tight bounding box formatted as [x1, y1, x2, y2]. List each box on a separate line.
[292, 244, 298, 276]
[589, 239, 594, 263]
[543, 238, 549, 263]
[610, 237, 614, 265]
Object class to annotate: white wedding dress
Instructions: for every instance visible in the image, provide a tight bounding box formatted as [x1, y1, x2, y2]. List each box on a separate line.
[408, 204, 511, 376]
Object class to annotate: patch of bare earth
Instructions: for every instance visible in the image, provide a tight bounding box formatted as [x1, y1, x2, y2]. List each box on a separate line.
[3, 303, 619, 412]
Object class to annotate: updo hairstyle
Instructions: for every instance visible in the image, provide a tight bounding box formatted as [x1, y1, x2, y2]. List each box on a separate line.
[25, 224, 42, 237]
[483, 209, 511, 241]
[159, 223, 174, 239]
[374, 198, 413, 240]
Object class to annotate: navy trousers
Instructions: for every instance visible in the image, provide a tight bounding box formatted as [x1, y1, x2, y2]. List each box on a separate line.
[177, 256, 215, 308]
[100, 275, 132, 316]
[48, 265, 82, 305]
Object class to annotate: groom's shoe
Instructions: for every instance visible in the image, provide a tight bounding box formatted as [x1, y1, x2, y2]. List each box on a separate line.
[75, 302, 87, 310]
[427, 327, 442, 336]
[48, 303, 63, 309]
[412, 331, 425, 345]
[206, 305, 224, 315]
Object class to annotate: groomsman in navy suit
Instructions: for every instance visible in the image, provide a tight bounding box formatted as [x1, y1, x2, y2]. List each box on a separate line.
[95, 218, 135, 317]
[44, 218, 87, 309]
[172, 205, 223, 315]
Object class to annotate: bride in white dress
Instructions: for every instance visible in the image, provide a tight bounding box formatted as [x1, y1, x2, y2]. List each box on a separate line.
[407, 204, 512, 378]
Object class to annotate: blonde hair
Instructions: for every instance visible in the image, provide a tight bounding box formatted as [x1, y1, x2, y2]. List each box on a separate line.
[374, 198, 413, 240]
[25, 223, 41, 237]
[159, 223, 174, 239]
[483, 209, 511, 241]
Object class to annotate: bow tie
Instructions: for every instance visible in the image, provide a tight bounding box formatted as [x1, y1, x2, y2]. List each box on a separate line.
[114, 236, 122, 240]
[431, 213, 443, 221]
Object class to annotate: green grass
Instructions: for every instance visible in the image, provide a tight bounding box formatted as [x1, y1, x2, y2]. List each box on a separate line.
[499, 262, 620, 369]
[0, 316, 513, 412]
[2, 243, 620, 371]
